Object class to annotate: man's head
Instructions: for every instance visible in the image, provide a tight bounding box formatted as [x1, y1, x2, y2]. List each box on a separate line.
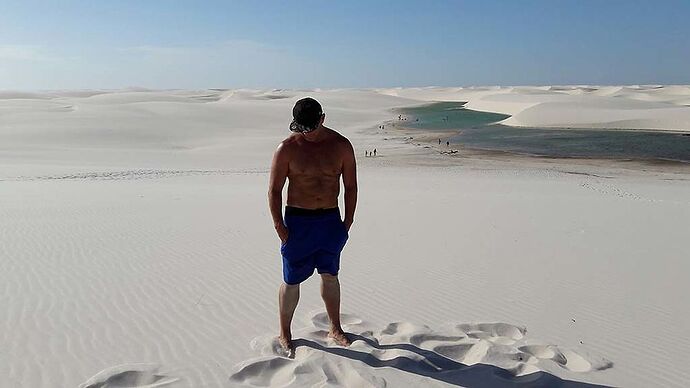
[290, 97, 324, 133]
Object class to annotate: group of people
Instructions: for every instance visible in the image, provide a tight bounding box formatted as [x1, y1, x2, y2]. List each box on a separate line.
[396, 115, 418, 122]
[365, 148, 377, 157]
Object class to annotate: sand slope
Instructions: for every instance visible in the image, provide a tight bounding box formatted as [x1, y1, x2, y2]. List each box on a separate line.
[1, 88, 689, 387]
[231, 312, 611, 387]
[378, 85, 690, 131]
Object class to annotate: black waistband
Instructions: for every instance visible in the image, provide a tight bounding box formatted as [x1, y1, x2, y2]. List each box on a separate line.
[285, 206, 340, 216]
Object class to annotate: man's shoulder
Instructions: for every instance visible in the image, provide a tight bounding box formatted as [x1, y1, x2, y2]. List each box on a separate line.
[278, 134, 300, 148]
[273, 135, 300, 160]
[325, 127, 351, 145]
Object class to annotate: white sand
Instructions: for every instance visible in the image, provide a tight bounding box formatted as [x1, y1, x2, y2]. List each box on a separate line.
[379, 85, 690, 131]
[1, 87, 689, 387]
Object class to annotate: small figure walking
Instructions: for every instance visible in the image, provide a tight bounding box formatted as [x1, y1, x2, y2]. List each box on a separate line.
[438, 138, 441, 145]
[373, 148, 377, 156]
[446, 141, 450, 147]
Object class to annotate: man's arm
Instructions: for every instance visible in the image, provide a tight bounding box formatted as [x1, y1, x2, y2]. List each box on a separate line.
[269, 142, 289, 242]
[341, 140, 358, 231]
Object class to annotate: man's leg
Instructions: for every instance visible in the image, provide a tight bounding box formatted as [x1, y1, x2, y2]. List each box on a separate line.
[320, 273, 351, 346]
[279, 282, 300, 352]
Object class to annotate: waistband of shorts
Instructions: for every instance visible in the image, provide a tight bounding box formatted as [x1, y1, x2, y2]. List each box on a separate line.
[285, 206, 340, 217]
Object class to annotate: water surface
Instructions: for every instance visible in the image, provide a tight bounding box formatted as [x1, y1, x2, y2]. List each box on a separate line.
[398, 102, 690, 163]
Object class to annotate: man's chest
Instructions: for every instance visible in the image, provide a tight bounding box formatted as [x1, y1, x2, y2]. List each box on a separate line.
[289, 150, 342, 176]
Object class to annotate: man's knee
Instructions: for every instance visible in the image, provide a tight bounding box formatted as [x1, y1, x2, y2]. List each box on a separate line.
[282, 282, 300, 290]
[320, 273, 339, 282]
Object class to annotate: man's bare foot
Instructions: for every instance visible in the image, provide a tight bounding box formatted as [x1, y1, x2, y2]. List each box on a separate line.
[328, 329, 351, 347]
[278, 335, 295, 358]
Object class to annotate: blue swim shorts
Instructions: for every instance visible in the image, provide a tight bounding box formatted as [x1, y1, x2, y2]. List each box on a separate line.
[280, 206, 349, 285]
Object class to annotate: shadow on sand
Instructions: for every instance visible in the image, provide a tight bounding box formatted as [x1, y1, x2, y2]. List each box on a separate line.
[293, 334, 612, 388]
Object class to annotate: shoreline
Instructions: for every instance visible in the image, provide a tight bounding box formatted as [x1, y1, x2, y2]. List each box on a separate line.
[377, 115, 690, 175]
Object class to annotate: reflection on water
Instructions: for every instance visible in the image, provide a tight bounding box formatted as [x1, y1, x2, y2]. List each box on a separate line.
[398, 102, 690, 163]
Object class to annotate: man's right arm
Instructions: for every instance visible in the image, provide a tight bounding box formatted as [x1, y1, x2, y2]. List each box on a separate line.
[268, 142, 289, 242]
[341, 139, 357, 231]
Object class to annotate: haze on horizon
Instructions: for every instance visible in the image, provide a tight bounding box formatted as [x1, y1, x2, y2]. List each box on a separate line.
[1, 0, 689, 90]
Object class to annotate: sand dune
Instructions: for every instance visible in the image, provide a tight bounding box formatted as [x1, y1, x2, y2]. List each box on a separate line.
[1, 88, 689, 387]
[377, 85, 690, 132]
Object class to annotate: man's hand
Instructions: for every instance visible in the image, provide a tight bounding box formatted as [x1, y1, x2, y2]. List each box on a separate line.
[343, 218, 353, 233]
[276, 223, 289, 243]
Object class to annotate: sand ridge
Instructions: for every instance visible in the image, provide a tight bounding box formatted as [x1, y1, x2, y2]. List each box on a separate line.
[230, 312, 612, 387]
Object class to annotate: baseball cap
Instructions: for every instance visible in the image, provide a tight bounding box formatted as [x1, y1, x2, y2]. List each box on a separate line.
[290, 97, 323, 132]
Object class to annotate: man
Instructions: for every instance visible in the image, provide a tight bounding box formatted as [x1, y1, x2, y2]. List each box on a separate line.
[268, 97, 357, 354]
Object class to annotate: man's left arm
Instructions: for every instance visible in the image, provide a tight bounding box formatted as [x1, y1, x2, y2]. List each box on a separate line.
[342, 140, 357, 231]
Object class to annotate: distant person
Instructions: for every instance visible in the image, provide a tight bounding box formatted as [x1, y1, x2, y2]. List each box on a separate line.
[269, 97, 357, 355]
[438, 139, 441, 145]
[446, 141, 450, 147]
[373, 148, 377, 156]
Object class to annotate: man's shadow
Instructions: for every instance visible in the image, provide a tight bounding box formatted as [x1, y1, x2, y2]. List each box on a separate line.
[293, 334, 611, 388]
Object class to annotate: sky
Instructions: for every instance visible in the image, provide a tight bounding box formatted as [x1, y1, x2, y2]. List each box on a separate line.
[1, 0, 689, 90]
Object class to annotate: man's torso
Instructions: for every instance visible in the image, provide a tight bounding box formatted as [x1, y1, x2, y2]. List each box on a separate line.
[283, 128, 346, 209]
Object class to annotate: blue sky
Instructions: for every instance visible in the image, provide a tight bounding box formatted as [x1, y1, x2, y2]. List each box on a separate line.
[1, 0, 688, 89]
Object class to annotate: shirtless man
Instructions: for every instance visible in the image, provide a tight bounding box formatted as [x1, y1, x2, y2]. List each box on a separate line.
[268, 97, 357, 354]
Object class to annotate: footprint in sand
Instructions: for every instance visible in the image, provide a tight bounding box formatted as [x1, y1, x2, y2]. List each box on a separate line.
[410, 333, 466, 347]
[230, 312, 612, 387]
[519, 345, 613, 373]
[457, 322, 526, 344]
[79, 364, 179, 388]
[311, 311, 364, 329]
